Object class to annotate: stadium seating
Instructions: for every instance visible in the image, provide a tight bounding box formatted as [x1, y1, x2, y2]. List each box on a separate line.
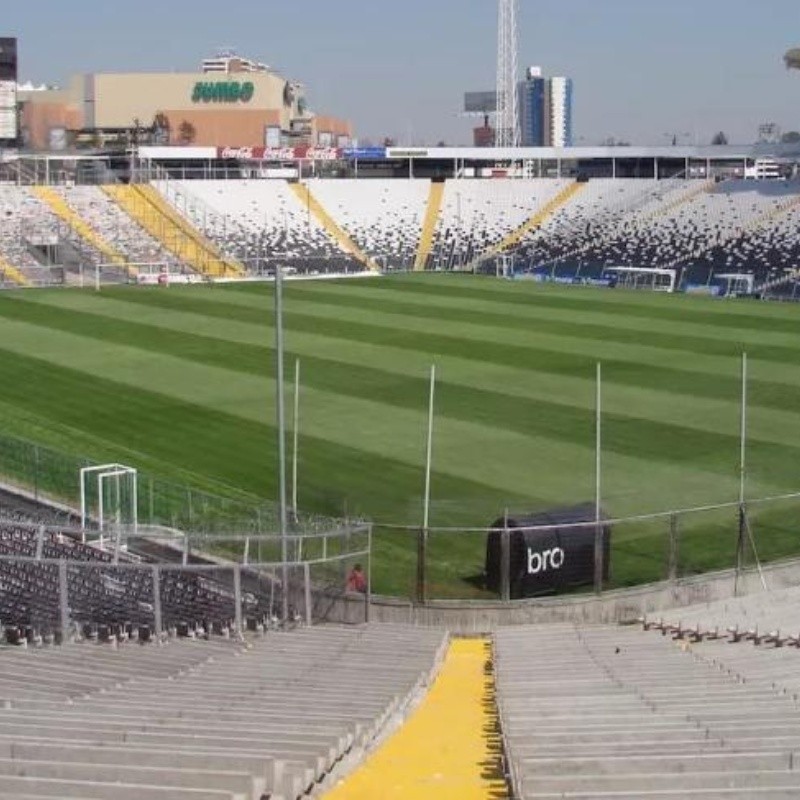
[496, 623, 800, 799]
[641, 584, 800, 645]
[154, 180, 367, 275]
[0, 624, 446, 799]
[50, 186, 175, 267]
[428, 178, 571, 269]
[305, 178, 430, 270]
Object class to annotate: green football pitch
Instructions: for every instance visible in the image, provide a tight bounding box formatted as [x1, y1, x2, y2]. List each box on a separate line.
[0, 274, 799, 598]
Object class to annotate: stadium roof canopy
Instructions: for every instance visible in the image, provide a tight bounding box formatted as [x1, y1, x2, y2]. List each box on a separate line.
[785, 48, 800, 69]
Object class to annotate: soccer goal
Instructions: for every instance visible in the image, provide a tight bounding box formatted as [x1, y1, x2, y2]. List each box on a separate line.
[604, 266, 677, 293]
[79, 464, 138, 545]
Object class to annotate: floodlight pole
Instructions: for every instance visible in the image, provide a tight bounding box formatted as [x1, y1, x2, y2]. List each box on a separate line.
[594, 362, 604, 595]
[275, 261, 289, 623]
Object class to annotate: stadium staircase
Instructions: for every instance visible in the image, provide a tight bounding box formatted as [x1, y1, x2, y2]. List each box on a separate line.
[32, 187, 130, 271]
[288, 183, 379, 272]
[322, 638, 508, 800]
[0, 255, 29, 287]
[414, 181, 446, 271]
[472, 181, 586, 270]
[103, 185, 243, 278]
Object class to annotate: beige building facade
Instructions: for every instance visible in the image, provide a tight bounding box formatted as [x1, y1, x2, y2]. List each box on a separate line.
[19, 61, 352, 151]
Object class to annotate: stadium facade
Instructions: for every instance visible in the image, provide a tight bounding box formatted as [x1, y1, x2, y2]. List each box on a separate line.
[17, 50, 352, 152]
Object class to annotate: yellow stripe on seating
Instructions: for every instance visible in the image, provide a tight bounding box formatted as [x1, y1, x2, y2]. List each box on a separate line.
[414, 182, 445, 271]
[322, 638, 508, 800]
[288, 183, 379, 271]
[33, 187, 129, 270]
[103, 185, 243, 278]
[491, 180, 585, 258]
[0, 255, 29, 286]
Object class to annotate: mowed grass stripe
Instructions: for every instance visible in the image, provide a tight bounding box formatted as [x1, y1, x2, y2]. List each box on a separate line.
[24, 291, 800, 450]
[331, 274, 800, 331]
[96, 287, 800, 405]
[230, 282, 800, 355]
[0, 313, 767, 512]
[0, 347, 519, 595]
[3, 293, 798, 488]
[0, 315, 602, 505]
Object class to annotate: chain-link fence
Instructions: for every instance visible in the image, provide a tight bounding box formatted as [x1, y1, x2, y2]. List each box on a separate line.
[382, 493, 800, 603]
[0, 429, 345, 536]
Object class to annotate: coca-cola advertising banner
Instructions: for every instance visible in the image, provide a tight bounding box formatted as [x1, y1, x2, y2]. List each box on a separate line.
[218, 146, 343, 161]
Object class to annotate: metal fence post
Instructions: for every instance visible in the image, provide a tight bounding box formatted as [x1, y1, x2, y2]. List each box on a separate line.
[58, 560, 70, 644]
[233, 564, 243, 637]
[303, 562, 312, 627]
[500, 511, 511, 603]
[366, 524, 373, 624]
[152, 565, 163, 637]
[668, 513, 679, 582]
[416, 527, 427, 605]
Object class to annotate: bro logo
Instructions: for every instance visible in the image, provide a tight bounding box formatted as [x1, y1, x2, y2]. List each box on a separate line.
[527, 547, 565, 575]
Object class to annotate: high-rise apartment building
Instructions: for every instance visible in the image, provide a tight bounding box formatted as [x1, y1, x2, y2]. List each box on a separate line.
[518, 66, 573, 147]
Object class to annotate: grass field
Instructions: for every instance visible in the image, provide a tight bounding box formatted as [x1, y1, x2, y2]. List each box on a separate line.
[0, 274, 799, 597]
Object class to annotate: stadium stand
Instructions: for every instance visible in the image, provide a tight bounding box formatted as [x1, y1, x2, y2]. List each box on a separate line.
[47, 186, 176, 268]
[0, 624, 446, 799]
[152, 180, 366, 275]
[496, 623, 800, 799]
[303, 178, 429, 271]
[427, 178, 572, 270]
[104, 184, 242, 278]
[641, 585, 800, 646]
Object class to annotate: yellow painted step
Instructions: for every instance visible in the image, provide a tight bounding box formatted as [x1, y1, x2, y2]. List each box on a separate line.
[103, 185, 242, 278]
[288, 183, 379, 271]
[33, 187, 127, 268]
[322, 638, 508, 800]
[415, 182, 445, 271]
[0, 255, 29, 286]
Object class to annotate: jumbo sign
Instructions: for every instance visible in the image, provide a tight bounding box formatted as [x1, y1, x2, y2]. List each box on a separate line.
[217, 146, 343, 161]
[192, 81, 255, 103]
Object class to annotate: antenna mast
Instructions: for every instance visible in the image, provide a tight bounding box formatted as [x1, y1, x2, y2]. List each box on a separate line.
[496, 0, 520, 147]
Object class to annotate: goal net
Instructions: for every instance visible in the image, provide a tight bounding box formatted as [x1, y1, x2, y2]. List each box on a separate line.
[79, 464, 138, 546]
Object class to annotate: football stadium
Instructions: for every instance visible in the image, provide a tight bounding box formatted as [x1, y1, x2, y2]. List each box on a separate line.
[2, 5, 800, 799]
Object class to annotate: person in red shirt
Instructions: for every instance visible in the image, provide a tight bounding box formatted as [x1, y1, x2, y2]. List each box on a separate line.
[346, 563, 367, 593]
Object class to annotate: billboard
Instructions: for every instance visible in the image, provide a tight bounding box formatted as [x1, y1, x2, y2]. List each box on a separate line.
[464, 91, 497, 114]
[217, 146, 343, 161]
[0, 38, 17, 141]
[485, 504, 611, 598]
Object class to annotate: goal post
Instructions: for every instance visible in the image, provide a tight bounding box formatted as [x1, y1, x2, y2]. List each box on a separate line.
[79, 464, 138, 544]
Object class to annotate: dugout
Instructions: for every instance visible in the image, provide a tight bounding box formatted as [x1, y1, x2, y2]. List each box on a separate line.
[485, 503, 611, 598]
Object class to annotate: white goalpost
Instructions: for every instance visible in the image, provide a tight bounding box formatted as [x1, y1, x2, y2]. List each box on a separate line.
[79, 464, 138, 545]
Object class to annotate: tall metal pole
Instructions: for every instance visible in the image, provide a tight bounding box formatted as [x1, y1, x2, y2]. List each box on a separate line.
[735, 351, 748, 592]
[423, 364, 437, 532]
[739, 351, 748, 507]
[594, 362, 604, 594]
[417, 365, 437, 605]
[496, 0, 520, 148]
[292, 358, 300, 519]
[275, 260, 289, 623]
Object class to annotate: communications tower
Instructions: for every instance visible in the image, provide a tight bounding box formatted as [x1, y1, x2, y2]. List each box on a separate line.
[496, 0, 521, 147]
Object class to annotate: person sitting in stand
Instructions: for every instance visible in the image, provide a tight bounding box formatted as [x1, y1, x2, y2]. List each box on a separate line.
[346, 563, 367, 593]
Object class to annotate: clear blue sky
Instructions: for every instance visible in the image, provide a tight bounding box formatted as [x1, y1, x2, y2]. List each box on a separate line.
[7, 0, 800, 145]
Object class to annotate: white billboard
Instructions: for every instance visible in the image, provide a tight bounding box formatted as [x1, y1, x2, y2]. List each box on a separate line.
[0, 80, 16, 140]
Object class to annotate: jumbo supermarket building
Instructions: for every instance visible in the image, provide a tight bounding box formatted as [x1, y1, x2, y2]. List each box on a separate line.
[18, 51, 353, 152]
